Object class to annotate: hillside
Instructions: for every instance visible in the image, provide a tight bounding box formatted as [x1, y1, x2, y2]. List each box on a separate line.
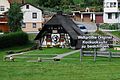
[13, 0, 103, 12]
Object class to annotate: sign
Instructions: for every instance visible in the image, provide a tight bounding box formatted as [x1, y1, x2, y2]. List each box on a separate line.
[78, 35, 113, 49]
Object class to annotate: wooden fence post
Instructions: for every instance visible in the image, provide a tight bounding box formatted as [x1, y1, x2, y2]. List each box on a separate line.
[109, 52, 112, 61]
[80, 49, 82, 62]
[94, 49, 97, 62]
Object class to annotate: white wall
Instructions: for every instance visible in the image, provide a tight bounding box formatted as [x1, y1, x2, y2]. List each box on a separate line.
[103, 0, 120, 23]
[21, 4, 43, 23]
[104, 13, 120, 23]
[0, 0, 10, 14]
[21, 4, 44, 32]
[104, 0, 118, 12]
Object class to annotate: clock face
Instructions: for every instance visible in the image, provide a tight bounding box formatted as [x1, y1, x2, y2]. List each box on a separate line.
[52, 34, 60, 44]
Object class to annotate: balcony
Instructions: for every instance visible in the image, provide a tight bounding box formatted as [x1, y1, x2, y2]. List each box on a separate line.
[0, 15, 8, 23]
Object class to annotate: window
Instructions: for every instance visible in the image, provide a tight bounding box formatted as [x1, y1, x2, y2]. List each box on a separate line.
[32, 13, 37, 19]
[118, 2, 120, 8]
[22, 23, 26, 28]
[113, 2, 116, 7]
[115, 13, 118, 19]
[106, 2, 109, 8]
[108, 13, 112, 19]
[110, 2, 113, 7]
[0, 6, 5, 11]
[26, 5, 29, 9]
[33, 23, 36, 28]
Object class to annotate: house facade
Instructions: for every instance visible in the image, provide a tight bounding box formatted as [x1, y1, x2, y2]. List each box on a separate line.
[21, 3, 44, 33]
[0, 0, 10, 32]
[72, 11, 103, 24]
[0, 0, 10, 15]
[104, 0, 120, 23]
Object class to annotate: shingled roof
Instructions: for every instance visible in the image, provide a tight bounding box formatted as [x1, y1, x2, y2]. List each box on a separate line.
[35, 13, 84, 40]
[8, 0, 25, 4]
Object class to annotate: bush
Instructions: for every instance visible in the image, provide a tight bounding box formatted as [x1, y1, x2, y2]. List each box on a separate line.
[95, 30, 106, 35]
[100, 23, 119, 30]
[112, 23, 119, 30]
[0, 31, 29, 48]
[100, 23, 110, 29]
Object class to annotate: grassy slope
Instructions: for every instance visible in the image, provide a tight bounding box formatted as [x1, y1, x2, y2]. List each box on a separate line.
[1, 46, 120, 80]
[111, 31, 120, 38]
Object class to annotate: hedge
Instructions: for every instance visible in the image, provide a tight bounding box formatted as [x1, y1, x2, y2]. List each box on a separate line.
[100, 23, 119, 30]
[0, 31, 29, 48]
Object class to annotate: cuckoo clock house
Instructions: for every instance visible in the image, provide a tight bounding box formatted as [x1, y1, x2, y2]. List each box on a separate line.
[104, 0, 120, 23]
[21, 3, 44, 33]
[35, 12, 84, 49]
[0, 0, 10, 32]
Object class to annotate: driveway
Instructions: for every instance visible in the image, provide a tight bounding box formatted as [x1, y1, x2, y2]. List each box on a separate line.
[74, 21, 97, 32]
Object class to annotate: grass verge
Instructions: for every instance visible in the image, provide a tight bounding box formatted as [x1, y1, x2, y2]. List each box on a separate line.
[1, 46, 120, 80]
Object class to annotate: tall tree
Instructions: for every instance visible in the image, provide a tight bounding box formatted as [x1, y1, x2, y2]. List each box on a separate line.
[60, 0, 74, 6]
[8, 3, 23, 32]
[37, 0, 61, 8]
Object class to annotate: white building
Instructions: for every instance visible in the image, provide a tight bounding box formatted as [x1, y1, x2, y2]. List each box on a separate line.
[0, 0, 10, 15]
[104, 0, 120, 23]
[21, 3, 44, 33]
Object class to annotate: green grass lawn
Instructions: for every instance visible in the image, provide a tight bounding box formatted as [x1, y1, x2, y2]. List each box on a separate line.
[1, 46, 120, 80]
[111, 31, 120, 38]
[108, 48, 120, 52]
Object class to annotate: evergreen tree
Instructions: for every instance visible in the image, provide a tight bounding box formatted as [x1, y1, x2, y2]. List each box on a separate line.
[8, 3, 23, 32]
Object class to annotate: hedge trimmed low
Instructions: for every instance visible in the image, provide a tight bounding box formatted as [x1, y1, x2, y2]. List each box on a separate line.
[0, 31, 29, 48]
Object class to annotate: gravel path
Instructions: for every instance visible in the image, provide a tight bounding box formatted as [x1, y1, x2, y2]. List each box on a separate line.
[53, 50, 79, 59]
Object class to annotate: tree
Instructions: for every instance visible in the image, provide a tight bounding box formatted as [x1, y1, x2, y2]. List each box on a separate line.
[60, 0, 74, 6]
[8, 3, 23, 32]
[37, 0, 61, 8]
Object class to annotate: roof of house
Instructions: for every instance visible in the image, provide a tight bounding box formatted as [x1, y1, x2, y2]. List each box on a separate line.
[8, 0, 25, 4]
[35, 12, 84, 40]
[21, 3, 43, 11]
[8, 0, 12, 4]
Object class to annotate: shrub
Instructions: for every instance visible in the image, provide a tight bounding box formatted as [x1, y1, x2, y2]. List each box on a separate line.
[112, 23, 119, 30]
[100, 23, 109, 29]
[95, 30, 106, 35]
[0, 31, 29, 48]
[100, 23, 119, 30]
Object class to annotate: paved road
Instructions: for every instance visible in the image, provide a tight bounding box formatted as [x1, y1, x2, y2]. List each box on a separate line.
[74, 21, 97, 32]
[53, 50, 79, 59]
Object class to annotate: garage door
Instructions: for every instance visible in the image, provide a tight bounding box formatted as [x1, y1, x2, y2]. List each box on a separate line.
[95, 14, 103, 23]
[83, 14, 91, 22]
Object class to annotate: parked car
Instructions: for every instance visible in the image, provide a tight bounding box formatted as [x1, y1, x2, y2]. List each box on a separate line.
[77, 24, 88, 34]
